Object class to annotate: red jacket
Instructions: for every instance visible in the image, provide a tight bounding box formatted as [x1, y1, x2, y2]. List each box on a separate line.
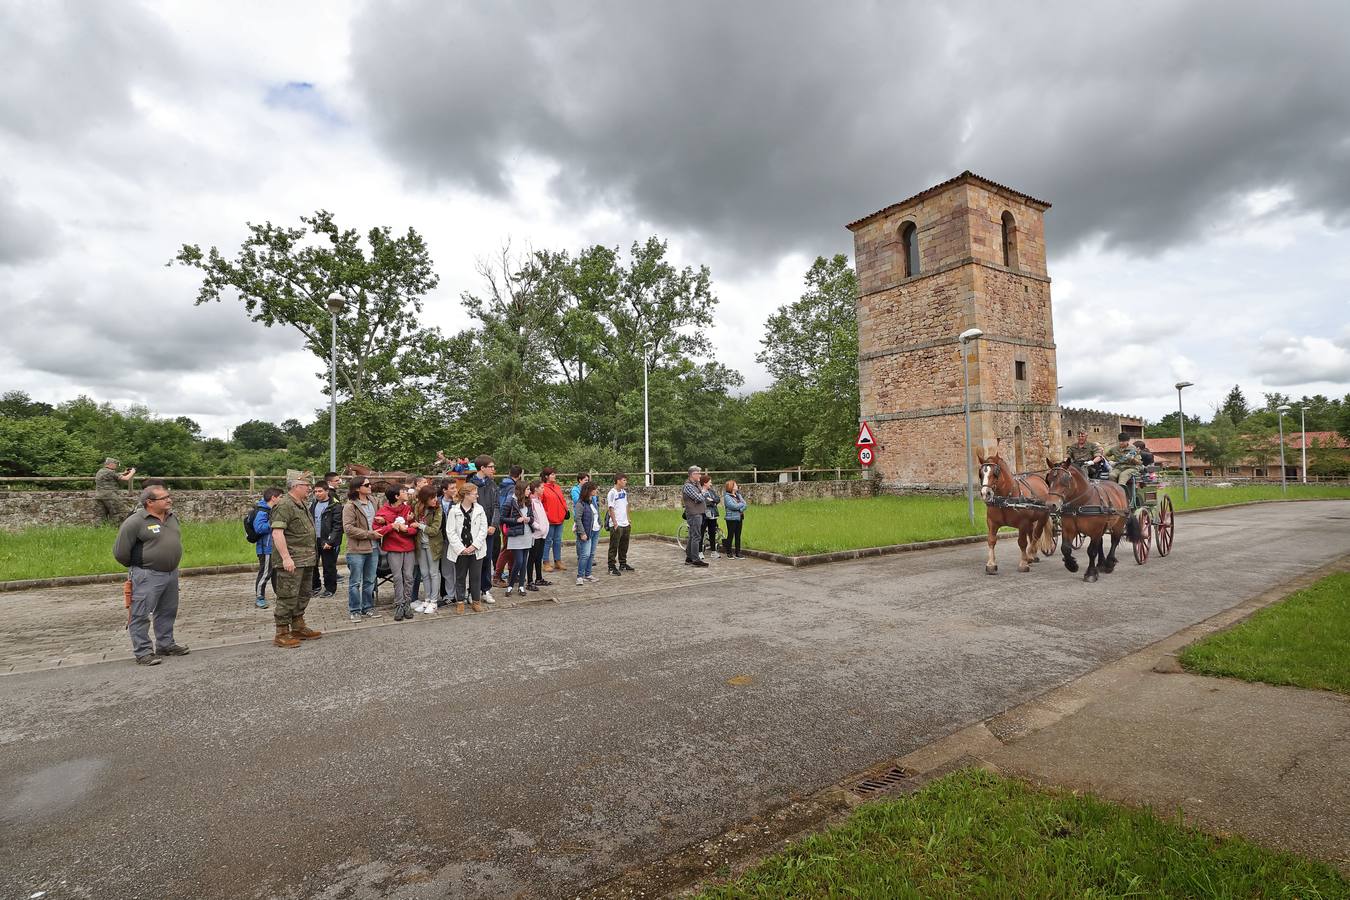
[540, 481, 569, 525]
[373, 502, 418, 552]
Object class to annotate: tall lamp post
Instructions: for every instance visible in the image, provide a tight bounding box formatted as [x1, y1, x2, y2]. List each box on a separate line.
[1298, 406, 1307, 484]
[959, 328, 984, 524]
[642, 343, 652, 487]
[326, 294, 344, 474]
[1277, 404, 1291, 495]
[1175, 381, 1193, 502]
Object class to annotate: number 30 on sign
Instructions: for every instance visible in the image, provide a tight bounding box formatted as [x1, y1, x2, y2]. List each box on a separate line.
[857, 446, 874, 466]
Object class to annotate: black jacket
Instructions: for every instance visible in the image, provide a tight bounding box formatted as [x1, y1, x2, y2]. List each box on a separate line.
[308, 498, 344, 549]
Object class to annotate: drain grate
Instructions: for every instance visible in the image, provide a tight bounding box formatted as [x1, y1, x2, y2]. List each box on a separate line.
[849, 765, 915, 797]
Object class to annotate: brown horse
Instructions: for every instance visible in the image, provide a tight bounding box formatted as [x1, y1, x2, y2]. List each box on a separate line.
[977, 450, 1054, 574]
[1043, 459, 1136, 582]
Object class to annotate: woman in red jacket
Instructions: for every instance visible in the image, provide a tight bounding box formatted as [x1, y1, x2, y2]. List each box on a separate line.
[539, 467, 569, 572]
[373, 485, 419, 621]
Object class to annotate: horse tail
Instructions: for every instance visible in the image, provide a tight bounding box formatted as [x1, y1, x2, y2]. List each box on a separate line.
[1039, 516, 1054, 554]
[1125, 511, 1140, 543]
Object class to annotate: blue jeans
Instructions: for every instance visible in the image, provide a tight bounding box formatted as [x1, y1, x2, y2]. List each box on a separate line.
[576, 535, 593, 578]
[346, 552, 376, 614]
[545, 522, 564, 563]
[480, 532, 499, 592]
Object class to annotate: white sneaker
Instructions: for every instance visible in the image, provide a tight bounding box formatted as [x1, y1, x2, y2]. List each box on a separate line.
[505, 586, 514, 596]
[712, 551, 721, 559]
[482, 591, 495, 604]
[584, 575, 597, 583]
[576, 577, 585, 586]
[424, 603, 437, 614]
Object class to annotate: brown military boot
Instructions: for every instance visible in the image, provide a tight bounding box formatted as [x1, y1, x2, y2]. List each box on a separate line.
[274, 625, 300, 648]
[470, 600, 485, 613]
[453, 602, 465, 615]
[291, 617, 323, 640]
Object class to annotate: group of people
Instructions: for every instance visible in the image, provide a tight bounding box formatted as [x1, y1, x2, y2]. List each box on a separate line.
[1064, 430, 1154, 504]
[107, 456, 752, 662]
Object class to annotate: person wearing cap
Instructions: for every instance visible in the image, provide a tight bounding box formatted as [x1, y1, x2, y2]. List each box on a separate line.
[681, 466, 709, 567]
[269, 471, 323, 648]
[1105, 433, 1144, 506]
[94, 457, 137, 524]
[1065, 430, 1104, 471]
[112, 484, 187, 665]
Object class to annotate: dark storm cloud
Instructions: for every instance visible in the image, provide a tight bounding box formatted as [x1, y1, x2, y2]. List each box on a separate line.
[350, 1, 1350, 263]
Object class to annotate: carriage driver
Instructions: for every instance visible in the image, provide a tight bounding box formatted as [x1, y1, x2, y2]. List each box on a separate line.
[1105, 432, 1144, 505]
[1066, 430, 1104, 470]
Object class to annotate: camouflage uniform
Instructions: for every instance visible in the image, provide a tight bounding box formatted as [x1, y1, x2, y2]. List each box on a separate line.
[1065, 440, 1102, 469]
[94, 466, 127, 523]
[269, 493, 317, 629]
[1105, 443, 1143, 503]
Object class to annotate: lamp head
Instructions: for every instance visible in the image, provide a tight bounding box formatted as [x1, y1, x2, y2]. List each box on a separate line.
[325, 294, 345, 316]
[1174, 381, 1193, 391]
[1277, 404, 1291, 413]
[958, 328, 983, 343]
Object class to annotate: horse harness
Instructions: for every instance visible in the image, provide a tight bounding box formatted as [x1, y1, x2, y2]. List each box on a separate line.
[981, 463, 1051, 511]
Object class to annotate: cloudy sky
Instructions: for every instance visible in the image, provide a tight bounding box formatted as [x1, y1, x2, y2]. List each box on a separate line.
[3, 0, 1348, 438]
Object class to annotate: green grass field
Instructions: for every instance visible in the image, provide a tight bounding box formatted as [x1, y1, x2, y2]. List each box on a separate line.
[1180, 572, 1350, 694]
[2, 485, 1347, 581]
[696, 769, 1348, 899]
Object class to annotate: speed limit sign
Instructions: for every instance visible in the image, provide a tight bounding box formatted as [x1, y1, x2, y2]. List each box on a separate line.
[857, 446, 874, 466]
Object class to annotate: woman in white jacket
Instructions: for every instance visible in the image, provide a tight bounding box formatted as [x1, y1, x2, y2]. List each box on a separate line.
[446, 482, 488, 613]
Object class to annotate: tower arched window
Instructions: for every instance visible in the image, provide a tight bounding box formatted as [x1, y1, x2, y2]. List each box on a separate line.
[900, 221, 919, 278]
[1000, 211, 1018, 269]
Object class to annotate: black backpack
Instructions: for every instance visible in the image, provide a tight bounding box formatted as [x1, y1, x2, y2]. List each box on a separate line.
[244, 509, 262, 543]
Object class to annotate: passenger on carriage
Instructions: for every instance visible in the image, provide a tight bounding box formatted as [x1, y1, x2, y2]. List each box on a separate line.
[1105, 433, 1143, 505]
[1066, 430, 1105, 472]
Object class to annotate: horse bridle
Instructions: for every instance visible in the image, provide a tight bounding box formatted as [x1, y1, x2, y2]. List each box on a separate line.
[1045, 462, 1089, 512]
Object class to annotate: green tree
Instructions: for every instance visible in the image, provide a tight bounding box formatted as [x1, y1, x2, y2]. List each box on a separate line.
[0, 416, 99, 476]
[1191, 415, 1241, 474]
[1145, 410, 1203, 438]
[232, 419, 288, 450]
[756, 254, 859, 468]
[172, 210, 445, 402]
[0, 391, 55, 419]
[1218, 385, 1250, 425]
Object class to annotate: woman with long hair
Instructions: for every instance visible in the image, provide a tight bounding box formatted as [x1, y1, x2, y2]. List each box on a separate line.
[445, 481, 487, 613]
[373, 484, 419, 621]
[501, 479, 533, 596]
[721, 480, 747, 559]
[412, 483, 443, 615]
[573, 482, 598, 585]
[526, 479, 550, 591]
[341, 477, 383, 621]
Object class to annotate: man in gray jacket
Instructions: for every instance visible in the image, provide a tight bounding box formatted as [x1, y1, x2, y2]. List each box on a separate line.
[112, 485, 188, 665]
[682, 466, 708, 567]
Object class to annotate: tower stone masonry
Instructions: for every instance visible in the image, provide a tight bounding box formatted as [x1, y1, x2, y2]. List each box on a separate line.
[847, 171, 1064, 486]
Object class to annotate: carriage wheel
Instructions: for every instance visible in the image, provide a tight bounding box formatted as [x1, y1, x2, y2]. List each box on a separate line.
[1154, 495, 1174, 557]
[1133, 509, 1151, 565]
[1042, 519, 1059, 557]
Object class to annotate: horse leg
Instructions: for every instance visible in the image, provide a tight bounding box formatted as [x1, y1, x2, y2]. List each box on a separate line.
[1102, 529, 1123, 574]
[1061, 533, 1079, 573]
[1084, 534, 1101, 582]
[985, 519, 999, 575]
[1015, 525, 1032, 573]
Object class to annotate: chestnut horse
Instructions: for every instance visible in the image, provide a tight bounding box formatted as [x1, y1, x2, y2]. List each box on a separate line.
[1043, 460, 1137, 582]
[977, 450, 1054, 574]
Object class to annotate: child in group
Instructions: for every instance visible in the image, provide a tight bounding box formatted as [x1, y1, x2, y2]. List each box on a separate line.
[574, 482, 598, 585]
[445, 481, 487, 613]
[501, 480, 533, 596]
[526, 480, 551, 591]
[721, 480, 747, 559]
[373, 485, 419, 621]
[412, 484, 443, 614]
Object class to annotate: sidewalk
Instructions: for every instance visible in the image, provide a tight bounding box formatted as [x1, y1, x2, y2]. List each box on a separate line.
[0, 543, 771, 674]
[963, 556, 1350, 874]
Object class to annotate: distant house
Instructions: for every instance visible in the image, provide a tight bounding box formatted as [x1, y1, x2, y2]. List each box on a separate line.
[1144, 431, 1349, 478]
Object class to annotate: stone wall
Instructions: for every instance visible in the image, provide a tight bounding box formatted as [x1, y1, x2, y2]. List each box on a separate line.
[0, 480, 881, 530]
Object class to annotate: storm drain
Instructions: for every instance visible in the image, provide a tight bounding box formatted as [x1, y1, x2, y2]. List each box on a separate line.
[848, 765, 916, 798]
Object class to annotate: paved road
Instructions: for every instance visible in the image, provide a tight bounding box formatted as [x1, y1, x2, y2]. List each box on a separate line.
[3, 501, 1348, 900]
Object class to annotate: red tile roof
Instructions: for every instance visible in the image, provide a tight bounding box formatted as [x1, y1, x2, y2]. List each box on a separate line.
[1142, 431, 1347, 455]
[846, 170, 1052, 231]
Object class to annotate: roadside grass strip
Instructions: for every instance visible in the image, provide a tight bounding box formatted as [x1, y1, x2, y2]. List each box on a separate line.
[0, 521, 257, 581]
[1180, 572, 1350, 695]
[696, 769, 1348, 899]
[1163, 483, 1350, 511]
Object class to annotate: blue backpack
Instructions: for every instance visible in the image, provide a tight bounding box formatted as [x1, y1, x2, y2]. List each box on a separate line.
[244, 509, 263, 543]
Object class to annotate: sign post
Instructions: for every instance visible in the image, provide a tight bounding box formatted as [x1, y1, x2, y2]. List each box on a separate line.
[857, 446, 874, 467]
[855, 421, 876, 469]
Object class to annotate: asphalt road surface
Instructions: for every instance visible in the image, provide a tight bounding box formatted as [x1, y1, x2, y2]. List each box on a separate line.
[3, 501, 1348, 900]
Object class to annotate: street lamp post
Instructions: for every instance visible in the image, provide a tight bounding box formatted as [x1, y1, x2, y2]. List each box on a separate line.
[1299, 406, 1307, 484]
[642, 344, 652, 487]
[1175, 381, 1193, 502]
[1277, 404, 1291, 495]
[959, 328, 984, 524]
[325, 294, 344, 474]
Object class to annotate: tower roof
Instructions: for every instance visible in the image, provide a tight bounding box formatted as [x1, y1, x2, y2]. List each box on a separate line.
[846, 170, 1052, 231]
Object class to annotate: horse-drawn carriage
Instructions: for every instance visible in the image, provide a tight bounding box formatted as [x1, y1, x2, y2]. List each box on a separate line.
[978, 452, 1176, 582]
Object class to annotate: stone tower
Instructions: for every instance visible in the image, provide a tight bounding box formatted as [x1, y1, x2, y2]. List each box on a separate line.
[846, 172, 1063, 486]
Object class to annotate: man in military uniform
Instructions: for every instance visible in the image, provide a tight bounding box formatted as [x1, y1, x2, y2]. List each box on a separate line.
[268, 470, 323, 648]
[1104, 432, 1144, 506]
[94, 457, 136, 524]
[1065, 431, 1103, 471]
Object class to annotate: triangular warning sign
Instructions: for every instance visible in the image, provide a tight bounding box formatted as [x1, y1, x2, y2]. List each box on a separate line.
[855, 421, 876, 447]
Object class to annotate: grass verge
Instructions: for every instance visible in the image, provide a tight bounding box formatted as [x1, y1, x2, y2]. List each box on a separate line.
[696, 769, 1348, 899]
[0, 521, 257, 581]
[1179, 572, 1350, 694]
[1162, 483, 1350, 510]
